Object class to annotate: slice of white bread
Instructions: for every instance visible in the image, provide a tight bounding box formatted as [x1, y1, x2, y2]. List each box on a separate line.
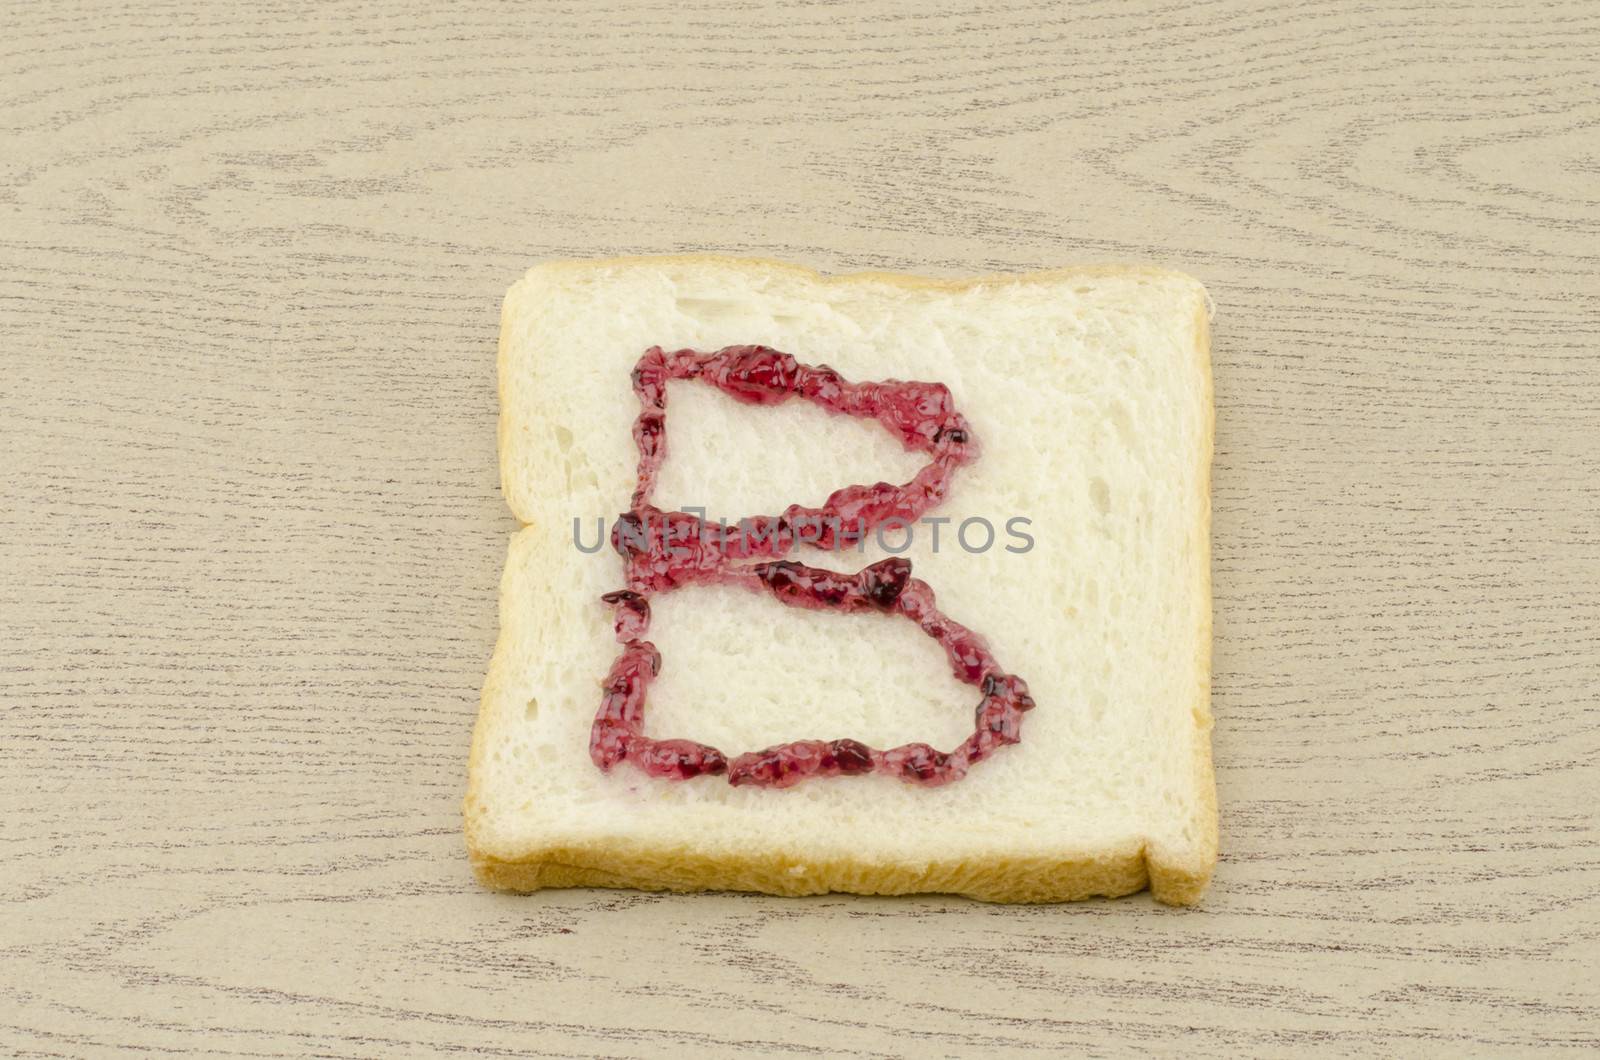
[466, 255, 1216, 904]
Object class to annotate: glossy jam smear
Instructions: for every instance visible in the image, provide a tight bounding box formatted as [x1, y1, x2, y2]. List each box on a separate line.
[590, 345, 1034, 788]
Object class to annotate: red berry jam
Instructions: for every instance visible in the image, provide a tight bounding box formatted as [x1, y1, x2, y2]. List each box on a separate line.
[590, 345, 1033, 788]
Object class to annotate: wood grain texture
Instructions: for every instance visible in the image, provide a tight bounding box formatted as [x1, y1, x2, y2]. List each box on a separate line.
[2, 0, 1597, 1055]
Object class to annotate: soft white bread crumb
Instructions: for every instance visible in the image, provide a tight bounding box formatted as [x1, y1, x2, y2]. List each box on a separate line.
[466, 256, 1216, 905]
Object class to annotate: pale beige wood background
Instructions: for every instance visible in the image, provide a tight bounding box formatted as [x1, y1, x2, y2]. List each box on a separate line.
[2, 0, 1597, 1055]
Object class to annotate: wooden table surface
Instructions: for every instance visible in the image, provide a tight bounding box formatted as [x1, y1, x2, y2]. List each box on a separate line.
[4, 1, 1597, 1055]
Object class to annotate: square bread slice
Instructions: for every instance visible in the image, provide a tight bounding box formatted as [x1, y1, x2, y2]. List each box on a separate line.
[466, 255, 1216, 905]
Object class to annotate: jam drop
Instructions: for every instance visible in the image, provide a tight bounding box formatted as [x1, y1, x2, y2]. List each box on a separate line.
[588, 345, 1033, 789]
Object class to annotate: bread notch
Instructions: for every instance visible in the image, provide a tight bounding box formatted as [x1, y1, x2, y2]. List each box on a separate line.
[466, 255, 1216, 905]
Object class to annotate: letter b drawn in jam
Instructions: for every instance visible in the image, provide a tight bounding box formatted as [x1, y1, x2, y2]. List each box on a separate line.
[590, 345, 1034, 788]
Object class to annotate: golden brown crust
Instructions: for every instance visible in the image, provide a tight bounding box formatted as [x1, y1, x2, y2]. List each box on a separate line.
[470, 255, 1217, 907]
[471, 841, 1151, 905]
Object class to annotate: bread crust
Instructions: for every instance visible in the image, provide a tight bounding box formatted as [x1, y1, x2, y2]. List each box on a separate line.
[1145, 296, 1218, 906]
[472, 840, 1152, 905]
[469, 255, 1216, 906]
